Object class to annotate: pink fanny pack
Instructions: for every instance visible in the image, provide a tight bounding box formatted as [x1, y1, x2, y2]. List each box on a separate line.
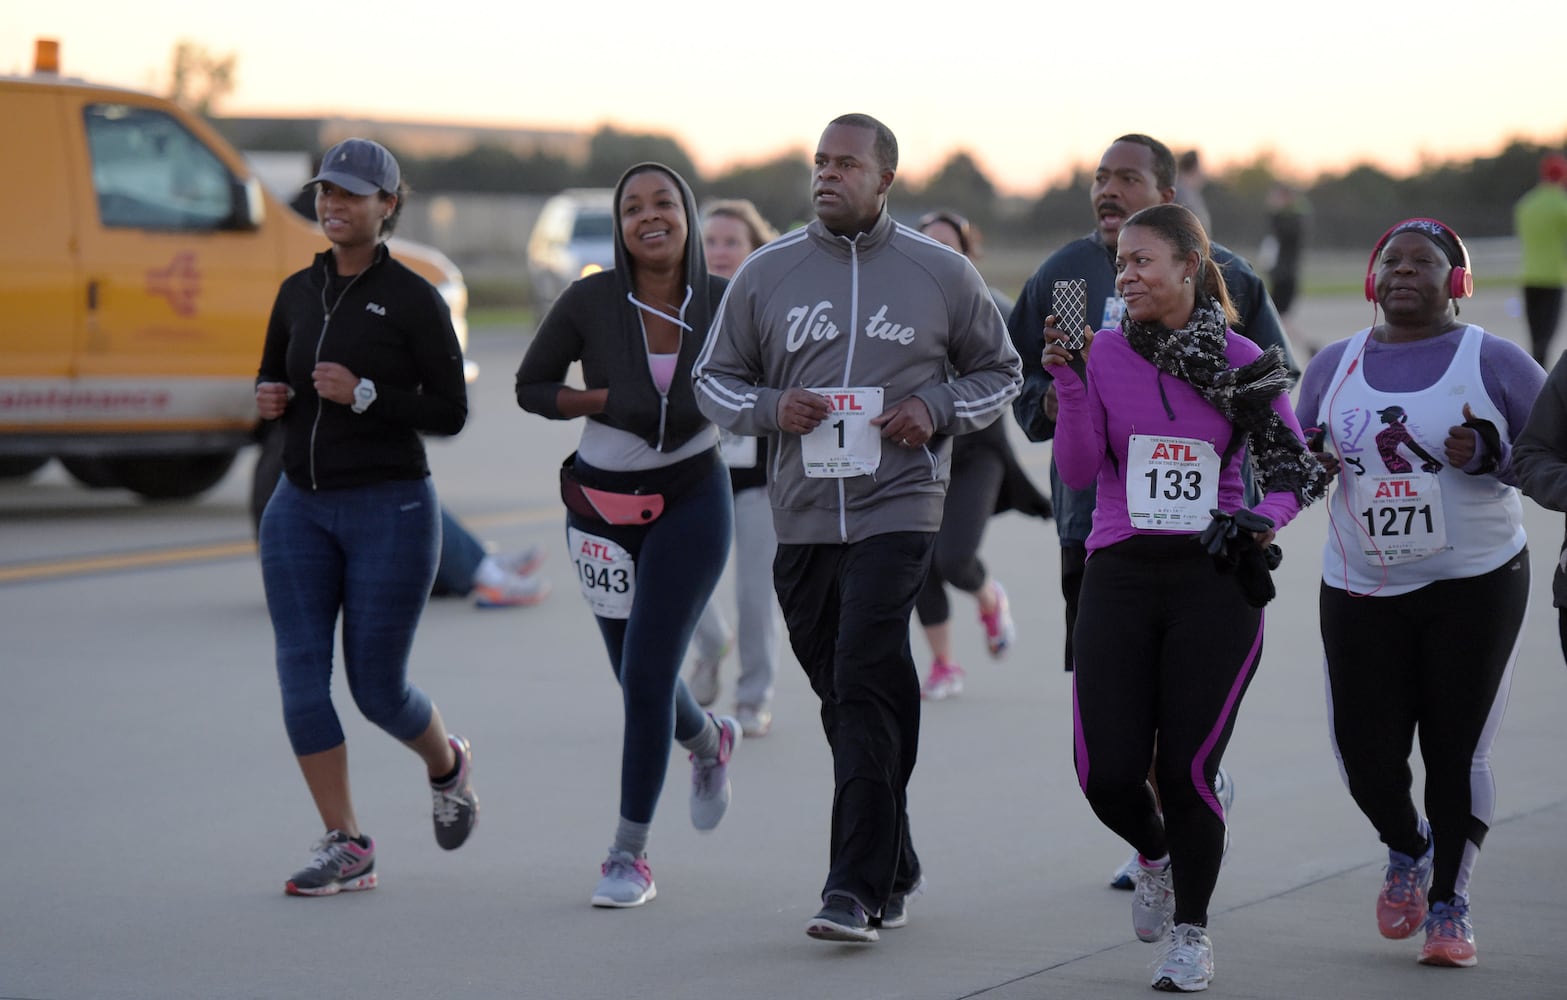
[560, 462, 665, 525]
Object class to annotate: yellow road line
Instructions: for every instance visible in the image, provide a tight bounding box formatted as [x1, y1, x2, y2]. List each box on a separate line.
[0, 540, 257, 584]
[0, 504, 561, 584]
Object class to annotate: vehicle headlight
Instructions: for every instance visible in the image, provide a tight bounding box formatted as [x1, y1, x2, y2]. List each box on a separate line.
[435, 277, 478, 383]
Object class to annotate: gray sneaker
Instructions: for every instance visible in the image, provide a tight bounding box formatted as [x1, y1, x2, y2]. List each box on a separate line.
[873, 874, 925, 929]
[431, 734, 478, 850]
[591, 848, 656, 908]
[735, 703, 772, 738]
[806, 892, 878, 943]
[284, 830, 377, 897]
[690, 715, 740, 831]
[1133, 859, 1176, 942]
[687, 637, 730, 707]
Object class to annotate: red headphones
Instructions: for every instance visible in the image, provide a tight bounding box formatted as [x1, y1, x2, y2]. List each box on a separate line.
[1363, 217, 1474, 302]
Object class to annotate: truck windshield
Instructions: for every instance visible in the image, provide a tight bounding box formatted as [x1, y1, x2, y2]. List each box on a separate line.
[83, 104, 235, 230]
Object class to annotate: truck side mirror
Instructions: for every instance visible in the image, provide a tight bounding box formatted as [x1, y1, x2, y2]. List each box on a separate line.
[225, 176, 266, 231]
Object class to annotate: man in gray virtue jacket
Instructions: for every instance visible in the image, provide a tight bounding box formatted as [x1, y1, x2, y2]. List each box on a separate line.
[693, 112, 1022, 944]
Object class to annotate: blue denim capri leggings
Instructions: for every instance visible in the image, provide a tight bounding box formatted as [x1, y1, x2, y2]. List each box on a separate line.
[259, 476, 440, 756]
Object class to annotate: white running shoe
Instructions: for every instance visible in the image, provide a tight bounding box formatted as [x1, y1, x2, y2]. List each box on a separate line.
[1133, 858, 1176, 942]
[1110, 848, 1141, 890]
[1152, 923, 1214, 992]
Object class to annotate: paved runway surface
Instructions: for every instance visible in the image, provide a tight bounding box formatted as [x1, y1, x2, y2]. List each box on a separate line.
[2, 291, 1562, 999]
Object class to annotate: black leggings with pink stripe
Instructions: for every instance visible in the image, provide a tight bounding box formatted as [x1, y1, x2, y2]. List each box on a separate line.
[1073, 534, 1264, 927]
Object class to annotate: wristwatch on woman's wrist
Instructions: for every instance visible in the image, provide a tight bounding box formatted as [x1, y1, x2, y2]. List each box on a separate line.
[351, 377, 377, 414]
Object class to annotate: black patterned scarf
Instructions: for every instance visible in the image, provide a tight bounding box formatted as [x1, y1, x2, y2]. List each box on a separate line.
[1122, 300, 1327, 506]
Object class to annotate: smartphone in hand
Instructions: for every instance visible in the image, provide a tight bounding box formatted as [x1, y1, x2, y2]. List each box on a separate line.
[1052, 278, 1088, 351]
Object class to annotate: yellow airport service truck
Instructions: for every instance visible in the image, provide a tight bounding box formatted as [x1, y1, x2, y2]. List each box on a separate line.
[0, 40, 470, 503]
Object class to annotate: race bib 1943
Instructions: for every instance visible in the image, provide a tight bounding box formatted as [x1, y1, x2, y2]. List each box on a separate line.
[568, 527, 635, 619]
[800, 387, 884, 479]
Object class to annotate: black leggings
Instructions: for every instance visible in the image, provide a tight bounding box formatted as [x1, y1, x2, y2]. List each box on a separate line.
[914, 444, 1003, 626]
[1072, 535, 1263, 927]
[1321, 549, 1527, 905]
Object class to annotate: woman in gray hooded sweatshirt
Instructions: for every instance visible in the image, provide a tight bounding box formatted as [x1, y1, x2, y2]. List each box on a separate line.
[517, 163, 738, 909]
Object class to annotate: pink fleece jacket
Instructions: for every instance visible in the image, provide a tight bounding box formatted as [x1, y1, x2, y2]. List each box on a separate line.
[1051, 328, 1307, 554]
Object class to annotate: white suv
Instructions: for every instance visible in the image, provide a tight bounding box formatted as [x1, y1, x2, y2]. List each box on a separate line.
[526, 188, 616, 314]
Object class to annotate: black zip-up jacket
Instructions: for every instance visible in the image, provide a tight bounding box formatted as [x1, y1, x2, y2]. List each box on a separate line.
[257, 246, 467, 490]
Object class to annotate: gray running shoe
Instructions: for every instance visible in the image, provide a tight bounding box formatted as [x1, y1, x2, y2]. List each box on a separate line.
[873, 874, 925, 929]
[285, 830, 376, 897]
[735, 703, 772, 738]
[591, 848, 656, 907]
[687, 637, 730, 707]
[431, 734, 478, 850]
[806, 892, 878, 943]
[690, 715, 740, 831]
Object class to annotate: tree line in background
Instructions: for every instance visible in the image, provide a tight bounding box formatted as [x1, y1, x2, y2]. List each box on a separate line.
[214, 115, 1565, 252]
[389, 125, 1566, 251]
[177, 41, 1562, 251]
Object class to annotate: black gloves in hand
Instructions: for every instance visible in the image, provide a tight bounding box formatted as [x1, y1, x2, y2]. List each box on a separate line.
[1198, 508, 1282, 607]
[1199, 508, 1272, 556]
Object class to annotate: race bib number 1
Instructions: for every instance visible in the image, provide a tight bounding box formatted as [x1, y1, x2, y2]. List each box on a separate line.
[800, 386, 884, 479]
[567, 527, 635, 619]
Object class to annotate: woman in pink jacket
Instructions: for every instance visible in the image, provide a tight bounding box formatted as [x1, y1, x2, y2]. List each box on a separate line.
[1045, 203, 1325, 992]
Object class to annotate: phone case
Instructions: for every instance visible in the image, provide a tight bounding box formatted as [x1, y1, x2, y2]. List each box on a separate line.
[1052, 278, 1088, 351]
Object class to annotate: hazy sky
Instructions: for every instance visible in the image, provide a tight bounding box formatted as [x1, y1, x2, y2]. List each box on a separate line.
[6, 1, 1563, 195]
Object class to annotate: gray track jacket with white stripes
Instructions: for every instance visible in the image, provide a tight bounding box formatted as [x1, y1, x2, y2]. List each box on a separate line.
[693, 210, 1022, 544]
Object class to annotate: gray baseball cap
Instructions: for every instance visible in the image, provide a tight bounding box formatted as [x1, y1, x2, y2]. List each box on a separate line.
[304, 138, 400, 196]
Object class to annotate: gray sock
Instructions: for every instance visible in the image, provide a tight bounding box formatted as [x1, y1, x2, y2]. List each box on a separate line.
[613, 817, 651, 858]
[679, 714, 720, 760]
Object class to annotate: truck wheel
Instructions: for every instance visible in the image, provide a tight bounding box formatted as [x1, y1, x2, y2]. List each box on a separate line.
[60, 456, 124, 489]
[249, 424, 285, 538]
[108, 451, 239, 500]
[0, 456, 49, 479]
